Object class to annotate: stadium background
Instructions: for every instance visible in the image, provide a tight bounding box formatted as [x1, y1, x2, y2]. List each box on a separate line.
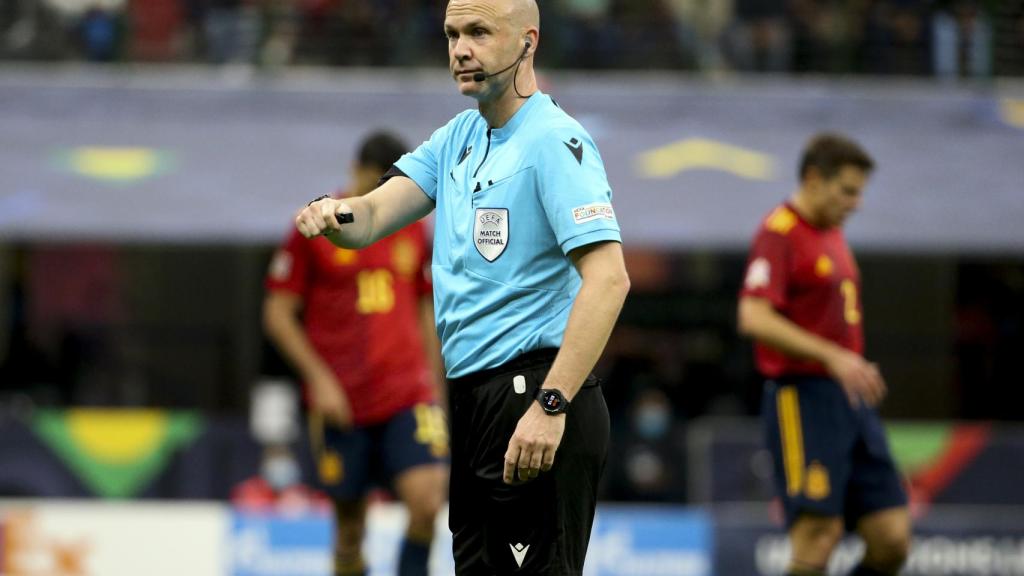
[0, 1, 1023, 574]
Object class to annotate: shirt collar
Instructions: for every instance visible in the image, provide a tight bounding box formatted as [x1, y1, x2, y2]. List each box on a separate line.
[487, 91, 547, 141]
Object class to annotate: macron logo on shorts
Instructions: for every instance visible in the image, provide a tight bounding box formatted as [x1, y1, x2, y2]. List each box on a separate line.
[510, 543, 530, 567]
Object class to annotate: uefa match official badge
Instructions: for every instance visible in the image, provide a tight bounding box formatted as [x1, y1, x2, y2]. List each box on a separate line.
[474, 208, 509, 262]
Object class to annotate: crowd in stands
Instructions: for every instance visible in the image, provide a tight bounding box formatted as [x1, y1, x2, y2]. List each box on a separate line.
[1, 0, 1022, 76]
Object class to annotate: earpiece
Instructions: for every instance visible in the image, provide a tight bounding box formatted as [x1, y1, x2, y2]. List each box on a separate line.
[473, 38, 533, 86]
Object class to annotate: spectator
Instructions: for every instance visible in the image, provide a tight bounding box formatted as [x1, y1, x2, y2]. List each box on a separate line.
[259, 0, 299, 68]
[721, 0, 793, 71]
[604, 387, 687, 502]
[863, 0, 930, 75]
[78, 5, 121, 62]
[994, 0, 1024, 75]
[666, 0, 733, 71]
[614, 0, 688, 69]
[201, 0, 261, 64]
[790, 0, 867, 73]
[559, 0, 620, 69]
[321, 0, 389, 66]
[932, 0, 993, 79]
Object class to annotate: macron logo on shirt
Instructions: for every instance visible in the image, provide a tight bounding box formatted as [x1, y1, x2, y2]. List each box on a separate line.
[564, 137, 583, 164]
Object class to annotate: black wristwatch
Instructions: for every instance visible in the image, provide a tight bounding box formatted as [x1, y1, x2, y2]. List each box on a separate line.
[536, 388, 569, 415]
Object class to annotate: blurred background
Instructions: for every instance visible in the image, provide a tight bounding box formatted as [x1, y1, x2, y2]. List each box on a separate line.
[0, 0, 1023, 575]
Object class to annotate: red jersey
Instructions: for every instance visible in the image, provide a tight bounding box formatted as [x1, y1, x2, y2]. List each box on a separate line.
[265, 209, 435, 425]
[740, 203, 864, 378]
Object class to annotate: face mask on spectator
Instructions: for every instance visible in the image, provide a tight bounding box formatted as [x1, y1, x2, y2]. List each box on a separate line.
[262, 455, 300, 491]
[634, 406, 670, 440]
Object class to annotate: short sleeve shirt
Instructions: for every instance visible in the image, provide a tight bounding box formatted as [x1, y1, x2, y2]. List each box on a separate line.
[265, 210, 435, 425]
[740, 203, 864, 378]
[396, 92, 621, 378]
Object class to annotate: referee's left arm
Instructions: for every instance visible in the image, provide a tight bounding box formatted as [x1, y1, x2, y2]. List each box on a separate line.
[546, 240, 630, 401]
[503, 240, 629, 484]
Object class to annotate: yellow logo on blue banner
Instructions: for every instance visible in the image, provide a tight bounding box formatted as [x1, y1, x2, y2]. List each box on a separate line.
[1000, 99, 1024, 130]
[635, 138, 775, 181]
[56, 147, 174, 183]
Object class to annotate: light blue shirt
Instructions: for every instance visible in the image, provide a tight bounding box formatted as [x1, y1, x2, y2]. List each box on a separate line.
[396, 92, 621, 378]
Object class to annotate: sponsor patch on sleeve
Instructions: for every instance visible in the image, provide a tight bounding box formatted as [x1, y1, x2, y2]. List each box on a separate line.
[744, 257, 770, 290]
[269, 250, 293, 281]
[572, 203, 616, 225]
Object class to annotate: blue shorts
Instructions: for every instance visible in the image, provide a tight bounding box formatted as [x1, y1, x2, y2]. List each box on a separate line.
[763, 376, 907, 530]
[309, 403, 449, 501]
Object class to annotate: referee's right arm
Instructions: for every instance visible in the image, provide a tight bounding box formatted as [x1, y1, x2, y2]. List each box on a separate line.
[296, 176, 433, 247]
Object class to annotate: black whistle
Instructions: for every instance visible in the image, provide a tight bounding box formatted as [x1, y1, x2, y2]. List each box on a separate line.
[335, 212, 354, 225]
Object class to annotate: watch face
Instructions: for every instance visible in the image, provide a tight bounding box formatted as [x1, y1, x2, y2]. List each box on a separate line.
[542, 391, 563, 411]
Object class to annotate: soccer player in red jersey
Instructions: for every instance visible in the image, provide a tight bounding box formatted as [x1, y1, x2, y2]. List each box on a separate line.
[264, 132, 447, 576]
[738, 133, 911, 576]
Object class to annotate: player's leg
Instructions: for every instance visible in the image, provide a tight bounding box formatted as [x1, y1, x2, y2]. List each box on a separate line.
[380, 403, 450, 576]
[762, 378, 858, 575]
[309, 417, 373, 576]
[844, 408, 911, 576]
[393, 463, 448, 576]
[787, 514, 844, 575]
[849, 507, 911, 575]
[333, 498, 369, 576]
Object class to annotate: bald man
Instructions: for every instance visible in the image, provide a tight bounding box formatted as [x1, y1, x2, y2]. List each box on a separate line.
[296, 1, 629, 573]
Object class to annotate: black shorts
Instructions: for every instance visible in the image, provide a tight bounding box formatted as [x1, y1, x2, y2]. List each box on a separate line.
[448, 349, 610, 576]
[763, 376, 908, 530]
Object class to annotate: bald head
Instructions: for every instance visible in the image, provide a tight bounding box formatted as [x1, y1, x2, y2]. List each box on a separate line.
[509, 0, 540, 29]
[446, 0, 539, 32]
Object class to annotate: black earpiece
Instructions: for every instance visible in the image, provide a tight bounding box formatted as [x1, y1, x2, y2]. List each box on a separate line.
[473, 39, 533, 84]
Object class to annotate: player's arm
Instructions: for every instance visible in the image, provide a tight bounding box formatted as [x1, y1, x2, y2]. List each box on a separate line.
[503, 241, 629, 485]
[737, 296, 885, 406]
[738, 296, 845, 364]
[262, 290, 353, 427]
[295, 176, 434, 248]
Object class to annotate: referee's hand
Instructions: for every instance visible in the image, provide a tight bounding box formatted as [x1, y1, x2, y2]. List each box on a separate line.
[503, 403, 566, 485]
[295, 197, 350, 239]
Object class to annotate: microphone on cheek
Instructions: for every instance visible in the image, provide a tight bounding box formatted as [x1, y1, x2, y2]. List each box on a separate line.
[473, 41, 531, 83]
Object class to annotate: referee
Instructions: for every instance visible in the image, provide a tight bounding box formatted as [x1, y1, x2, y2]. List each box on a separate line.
[295, 1, 630, 575]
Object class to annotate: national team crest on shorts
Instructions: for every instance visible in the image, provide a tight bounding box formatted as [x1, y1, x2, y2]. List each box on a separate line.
[474, 208, 508, 262]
